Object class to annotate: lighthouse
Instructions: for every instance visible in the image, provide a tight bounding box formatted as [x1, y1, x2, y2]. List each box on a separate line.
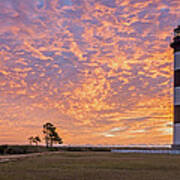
[171, 25, 180, 148]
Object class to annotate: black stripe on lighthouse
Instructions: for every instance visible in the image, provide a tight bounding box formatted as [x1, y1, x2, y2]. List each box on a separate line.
[175, 70, 180, 87]
[175, 105, 180, 123]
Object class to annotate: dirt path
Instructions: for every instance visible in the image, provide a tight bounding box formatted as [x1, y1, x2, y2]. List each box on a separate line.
[0, 151, 62, 163]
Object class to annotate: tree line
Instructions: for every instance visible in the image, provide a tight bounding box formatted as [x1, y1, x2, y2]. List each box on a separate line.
[28, 122, 63, 148]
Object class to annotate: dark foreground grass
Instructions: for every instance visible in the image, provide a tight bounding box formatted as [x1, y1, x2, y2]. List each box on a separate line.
[0, 152, 180, 180]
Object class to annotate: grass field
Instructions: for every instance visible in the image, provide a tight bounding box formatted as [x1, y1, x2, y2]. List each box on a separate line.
[0, 151, 180, 180]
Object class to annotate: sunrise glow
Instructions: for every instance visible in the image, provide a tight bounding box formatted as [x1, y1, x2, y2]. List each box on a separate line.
[0, 0, 180, 145]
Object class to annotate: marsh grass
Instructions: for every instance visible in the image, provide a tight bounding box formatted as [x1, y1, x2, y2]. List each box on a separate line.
[0, 152, 180, 180]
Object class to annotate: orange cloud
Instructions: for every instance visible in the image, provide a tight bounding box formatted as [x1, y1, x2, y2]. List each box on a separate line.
[0, 0, 179, 145]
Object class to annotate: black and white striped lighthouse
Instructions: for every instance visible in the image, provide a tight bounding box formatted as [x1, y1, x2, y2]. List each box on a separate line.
[171, 25, 180, 148]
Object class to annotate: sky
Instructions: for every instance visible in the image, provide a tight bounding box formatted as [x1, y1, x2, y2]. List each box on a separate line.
[0, 0, 180, 145]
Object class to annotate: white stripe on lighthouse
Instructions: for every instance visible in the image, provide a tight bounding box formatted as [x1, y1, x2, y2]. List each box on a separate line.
[174, 123, 180, 145]
[175, 87, 180, 105]
[175, 52, 180, 70]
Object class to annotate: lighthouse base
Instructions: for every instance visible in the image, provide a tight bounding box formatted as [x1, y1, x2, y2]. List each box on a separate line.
[172, 144, 180, 149]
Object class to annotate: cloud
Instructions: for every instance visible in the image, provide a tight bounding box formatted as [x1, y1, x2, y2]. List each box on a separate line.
[0, 0, 179, 144]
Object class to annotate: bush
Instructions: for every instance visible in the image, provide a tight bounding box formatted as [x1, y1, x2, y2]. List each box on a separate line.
[6, 147, 26, 154]
[58, 146, 111, 152]
[0, 145, 8, 154]
[48, 147, 59, 151]
[0, 145, 48, 155]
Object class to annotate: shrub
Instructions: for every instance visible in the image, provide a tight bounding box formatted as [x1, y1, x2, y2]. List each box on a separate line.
[6, 147, 26, 154]
[0, 145, 8, 154]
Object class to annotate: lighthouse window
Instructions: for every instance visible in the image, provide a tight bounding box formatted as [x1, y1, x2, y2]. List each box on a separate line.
[175, 32, 180, 37]
[175, 106, 180, 123]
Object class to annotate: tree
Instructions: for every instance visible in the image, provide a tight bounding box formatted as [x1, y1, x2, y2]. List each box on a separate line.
[33, 136, 41, 146]
[43, 122, 63, 148]
[28, 136, 41, 146]
[28, 136, 34, 145]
